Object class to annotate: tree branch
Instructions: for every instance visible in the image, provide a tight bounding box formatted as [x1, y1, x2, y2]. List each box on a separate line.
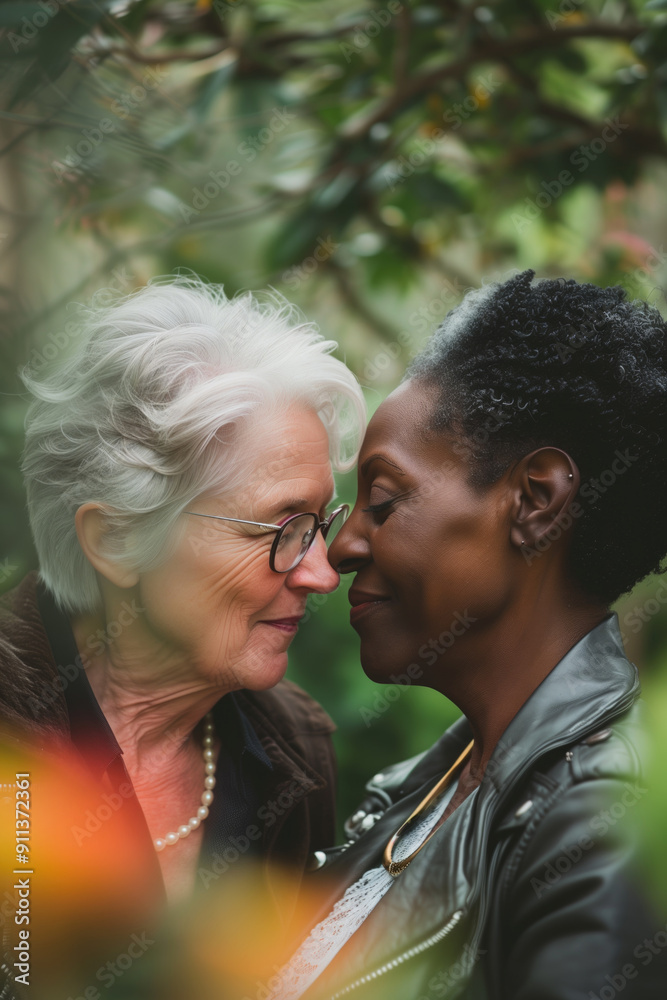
[341, 21, 643, 140]
[392, 5, 412, 90]
[84, 42, 228, 65]
[324, 259, 404, 347]
[17, 197, 281, 338]
[83, 18, 367, 66]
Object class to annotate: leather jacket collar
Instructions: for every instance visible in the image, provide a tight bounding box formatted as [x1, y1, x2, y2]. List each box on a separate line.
[487, 611, 639, 790]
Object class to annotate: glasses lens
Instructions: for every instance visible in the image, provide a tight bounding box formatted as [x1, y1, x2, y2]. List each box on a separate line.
[273, 514, 318, 572]
[322, 505, 349, 546]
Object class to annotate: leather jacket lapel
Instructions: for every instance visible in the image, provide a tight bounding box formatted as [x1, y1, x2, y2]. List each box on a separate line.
[483, 613, 639, 794]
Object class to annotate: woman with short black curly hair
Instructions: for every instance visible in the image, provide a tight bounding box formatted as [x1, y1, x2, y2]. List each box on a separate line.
[270, 271, 667, 1000]
[409, 271, 667, 605]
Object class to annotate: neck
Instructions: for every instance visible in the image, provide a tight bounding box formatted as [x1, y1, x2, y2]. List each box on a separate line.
[437, 595, 609, 780]
[70, 608, 229, 768]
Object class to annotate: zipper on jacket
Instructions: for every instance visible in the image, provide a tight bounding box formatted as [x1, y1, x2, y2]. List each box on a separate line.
[324, 686, 639, 998]
[465, 689, 639, 952]
[326, 909, 464, 999]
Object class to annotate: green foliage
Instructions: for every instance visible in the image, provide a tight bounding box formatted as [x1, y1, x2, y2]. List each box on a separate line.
[632, 665, 667, 910]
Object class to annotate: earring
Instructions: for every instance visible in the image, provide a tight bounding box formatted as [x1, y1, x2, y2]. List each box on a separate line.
[568, 473, 573, 479]
[520, 540, 526, 545]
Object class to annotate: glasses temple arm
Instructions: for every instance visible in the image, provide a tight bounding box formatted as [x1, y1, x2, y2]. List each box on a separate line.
[183, 512, 280, 531]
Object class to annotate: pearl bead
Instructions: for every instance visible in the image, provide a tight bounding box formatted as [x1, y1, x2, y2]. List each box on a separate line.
[153, 711, 216, 852]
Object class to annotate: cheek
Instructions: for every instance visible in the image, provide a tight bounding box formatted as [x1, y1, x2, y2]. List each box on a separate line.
[377, 507, 509, 623]
[226, 560, 285, 620]
[195, 546, 285, 627]
[140, 533, 284, 641]
[373, 512, 440, 588]
[423, 512, 511, 623]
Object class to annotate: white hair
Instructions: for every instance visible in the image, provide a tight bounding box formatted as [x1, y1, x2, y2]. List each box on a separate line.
[21, 276, 366, 614]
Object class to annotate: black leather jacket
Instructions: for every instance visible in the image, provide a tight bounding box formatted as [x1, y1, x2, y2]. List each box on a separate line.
[303, 615, 666, 1000]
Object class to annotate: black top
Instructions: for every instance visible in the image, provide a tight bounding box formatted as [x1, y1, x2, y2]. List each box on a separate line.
[35, 582, 274, 881]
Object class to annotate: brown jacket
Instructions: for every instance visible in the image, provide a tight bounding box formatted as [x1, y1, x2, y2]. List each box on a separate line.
[0, 572, 337, 997]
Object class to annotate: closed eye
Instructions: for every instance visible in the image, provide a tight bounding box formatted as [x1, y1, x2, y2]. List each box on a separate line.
[361, 497, 396, 514]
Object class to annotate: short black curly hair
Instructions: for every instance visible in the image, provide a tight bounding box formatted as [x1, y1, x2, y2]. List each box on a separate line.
[408, 269, 667, 606]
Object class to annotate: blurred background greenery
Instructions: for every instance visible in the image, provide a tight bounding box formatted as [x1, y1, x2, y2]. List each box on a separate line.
[1, 0, 667, 843]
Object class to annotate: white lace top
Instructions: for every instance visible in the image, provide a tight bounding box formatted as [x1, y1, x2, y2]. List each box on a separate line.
[267, 781, 461, 1000]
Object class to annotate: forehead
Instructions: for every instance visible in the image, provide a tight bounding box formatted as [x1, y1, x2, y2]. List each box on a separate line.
[359, 380, 472, 493]
[244, 404, 334, 497]
[361, 380, 438, 460]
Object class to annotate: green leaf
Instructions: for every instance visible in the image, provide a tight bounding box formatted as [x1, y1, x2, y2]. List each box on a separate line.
[312, 168, 359, 209]
[192, 60, 237, 123]
[363, 244, 418, 292]
[408, 172, 469, 211]
[8, 0, 109, 106]
[549, 47, 588, 75]
[265, 206, 340, 271]
[0, 4, 46, 26]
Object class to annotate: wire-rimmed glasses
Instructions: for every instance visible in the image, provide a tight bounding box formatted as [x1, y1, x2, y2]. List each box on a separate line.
[183, 503, 350, 573]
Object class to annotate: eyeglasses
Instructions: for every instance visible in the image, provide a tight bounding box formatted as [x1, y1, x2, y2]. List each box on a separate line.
[183, 503, 350, 573]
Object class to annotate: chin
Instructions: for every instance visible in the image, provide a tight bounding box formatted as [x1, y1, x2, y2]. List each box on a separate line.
[359, 643, 399, 685]
[361, 663, 390, 685]
[358, 629, 430, 688]
[241, 652, 290, 691]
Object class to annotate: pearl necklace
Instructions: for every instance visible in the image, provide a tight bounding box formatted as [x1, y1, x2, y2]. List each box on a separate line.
[154, 712, 216, 852]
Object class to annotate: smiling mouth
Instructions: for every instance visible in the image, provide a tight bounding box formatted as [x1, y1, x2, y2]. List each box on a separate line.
[259, 617, 302, 634]
[348, 594, 391, 625]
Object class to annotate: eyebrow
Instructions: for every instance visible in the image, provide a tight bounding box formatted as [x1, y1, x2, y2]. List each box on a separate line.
[360, 454, 406, 477]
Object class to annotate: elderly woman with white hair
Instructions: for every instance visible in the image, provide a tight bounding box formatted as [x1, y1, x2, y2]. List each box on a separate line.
[0, 278, 364, 985]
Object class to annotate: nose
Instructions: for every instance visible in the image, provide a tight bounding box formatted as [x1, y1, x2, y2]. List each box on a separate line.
[286, 531, 340, 593]
[327, 507, 370, 575]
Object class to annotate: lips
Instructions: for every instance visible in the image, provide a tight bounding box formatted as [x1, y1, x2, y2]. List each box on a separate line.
[259, 616, 302, 634]
[348, 588, 391, 625]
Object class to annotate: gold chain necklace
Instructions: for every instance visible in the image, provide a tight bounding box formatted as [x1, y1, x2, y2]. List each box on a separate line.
[382, 740, 474, 877]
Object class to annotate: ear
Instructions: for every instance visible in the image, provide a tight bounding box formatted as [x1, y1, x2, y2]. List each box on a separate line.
[74, 503, 139, 589]
[508, 448, 580, 553]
